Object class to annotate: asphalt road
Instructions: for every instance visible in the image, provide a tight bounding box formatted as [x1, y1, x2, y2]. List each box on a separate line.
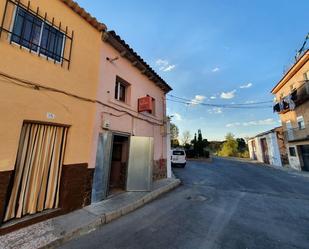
[59, 158, 309, 249]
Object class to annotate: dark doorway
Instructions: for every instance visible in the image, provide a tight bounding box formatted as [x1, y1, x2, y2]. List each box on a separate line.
[108, 135, 129, 196]
[260, 138, 270, 164]
[300, 145, 309, 171]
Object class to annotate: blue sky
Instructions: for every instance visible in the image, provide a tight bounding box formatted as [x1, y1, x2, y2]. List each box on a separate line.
[76, 0, 308, 141]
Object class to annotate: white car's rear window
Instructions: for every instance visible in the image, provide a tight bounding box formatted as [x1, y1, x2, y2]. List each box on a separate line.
[173, 151, 185, 155]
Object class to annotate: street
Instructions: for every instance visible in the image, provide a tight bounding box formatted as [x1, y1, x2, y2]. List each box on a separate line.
[59, 158, 309, 249]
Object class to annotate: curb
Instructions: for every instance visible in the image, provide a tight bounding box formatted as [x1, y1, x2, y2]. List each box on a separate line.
[40, 179, 181, 249]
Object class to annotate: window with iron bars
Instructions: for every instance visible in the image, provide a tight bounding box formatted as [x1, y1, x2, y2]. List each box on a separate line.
[0, 0, 73, 69]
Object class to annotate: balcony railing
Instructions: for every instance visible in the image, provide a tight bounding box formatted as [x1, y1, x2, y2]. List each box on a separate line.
[284, 126, 309, 142]
[273, 81, 309, 113]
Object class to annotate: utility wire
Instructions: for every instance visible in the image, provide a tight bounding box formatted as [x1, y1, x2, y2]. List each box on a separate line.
[167, 95, 272, 109]
[0, 71, 164, 126]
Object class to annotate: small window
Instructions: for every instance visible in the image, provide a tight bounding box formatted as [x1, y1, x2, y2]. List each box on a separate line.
[304, 71, 309, 81]
[297, 116, 305, 130]
[11, 7, 42, 52]
[11, 7, 65, 62]
[173, 150, 185, 156]
[289, 147, 296, 157]
[115, 78, 128, 102]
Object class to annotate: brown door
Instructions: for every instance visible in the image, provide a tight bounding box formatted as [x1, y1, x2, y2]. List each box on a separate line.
[260, 138, 270, 164]
[4, 123, 68, 222]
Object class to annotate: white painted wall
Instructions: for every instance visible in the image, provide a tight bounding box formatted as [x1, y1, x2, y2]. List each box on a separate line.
[286, 145, 301, 170]
[248, 132, 282, 167]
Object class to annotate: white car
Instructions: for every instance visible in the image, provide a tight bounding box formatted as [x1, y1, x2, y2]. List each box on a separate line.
[171, 149, 186, 167]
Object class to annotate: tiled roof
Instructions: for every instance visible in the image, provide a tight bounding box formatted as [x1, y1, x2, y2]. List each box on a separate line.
[104, 31, 172, 93]
[60, 0, 107, 32]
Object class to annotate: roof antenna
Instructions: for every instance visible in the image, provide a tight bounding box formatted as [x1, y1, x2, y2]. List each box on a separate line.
[295, 32, 309, 61]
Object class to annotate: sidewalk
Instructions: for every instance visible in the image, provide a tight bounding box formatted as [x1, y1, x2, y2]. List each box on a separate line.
[0, 178, 181, 249]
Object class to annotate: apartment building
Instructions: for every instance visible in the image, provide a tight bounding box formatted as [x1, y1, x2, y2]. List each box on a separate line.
[272, 50, 309, 171]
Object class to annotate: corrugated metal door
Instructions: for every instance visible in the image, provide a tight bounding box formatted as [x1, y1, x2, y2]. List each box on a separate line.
[92, 131, 113, 202]
[126, 136, 153, 191]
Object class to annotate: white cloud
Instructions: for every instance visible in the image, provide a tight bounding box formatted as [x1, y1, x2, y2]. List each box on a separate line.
[163, 65, 176, 72]
[220, 90, 236, 99]
[243, 118, 275, 126]
[226, 122, 241, 128]
[156, 59, 176, 72]
[226, 118, 276, 128]
[210, 96, 217, 100]
[212, 67, 220, 72]
[189, 95, 206, 106]
[240, 83, 253, 89]
[208, 107, 223, 114]
[171, 113, 182, 121]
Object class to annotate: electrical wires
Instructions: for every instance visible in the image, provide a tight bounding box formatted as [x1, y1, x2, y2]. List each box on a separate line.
[167, 94, 273, 109]
[0, 71, 164, 126]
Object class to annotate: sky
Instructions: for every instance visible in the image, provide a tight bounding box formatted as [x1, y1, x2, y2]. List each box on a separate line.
[76, 0, 308, 141]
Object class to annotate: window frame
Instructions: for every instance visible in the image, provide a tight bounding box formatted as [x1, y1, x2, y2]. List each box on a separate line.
[10, 6, 66, 63]
[289, 147, 297, 157]
[297, 116, 305, 130]
[114, 77, 129, 103]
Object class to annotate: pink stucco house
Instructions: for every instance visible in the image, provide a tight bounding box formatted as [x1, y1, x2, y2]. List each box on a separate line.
[91, 31, 172, 201]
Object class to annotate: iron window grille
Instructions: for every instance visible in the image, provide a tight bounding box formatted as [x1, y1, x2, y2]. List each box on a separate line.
[0, 0, 74, 69]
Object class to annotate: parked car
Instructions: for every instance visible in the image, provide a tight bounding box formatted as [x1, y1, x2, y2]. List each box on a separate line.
[171, 149, 186, 167]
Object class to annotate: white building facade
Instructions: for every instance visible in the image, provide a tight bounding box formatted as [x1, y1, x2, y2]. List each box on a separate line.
[248, 127, 288, 167]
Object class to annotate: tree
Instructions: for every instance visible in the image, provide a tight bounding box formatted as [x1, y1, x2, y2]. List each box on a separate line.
[181, 130, 191, 145]
[170, 123, 180, 148]
[189, 129, 209, 157]
[170, 123, 179, 140]
[236, 138, 247, 152]
[191, 133, 198, 155]
[218, 133, 238, 157]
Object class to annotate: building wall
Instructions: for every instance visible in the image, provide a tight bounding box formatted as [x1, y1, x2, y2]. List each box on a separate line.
[275, 58, 309, 126]
[248, 132, 282, 167]
[0, 0, 102, 230]
[0, 0, 102, 172]
[273, 54, 309, 170]
[286, 140, 309, 170]
[90, 41, 167, 179]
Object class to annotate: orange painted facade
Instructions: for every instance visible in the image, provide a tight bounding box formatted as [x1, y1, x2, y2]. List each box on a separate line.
[0, 0, 103, 172]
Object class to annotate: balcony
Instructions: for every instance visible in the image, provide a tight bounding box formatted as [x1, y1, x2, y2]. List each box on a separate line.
[273, 81, 309, 113]
[293, 81, 309, 105]
[284, 126, 309, 142]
